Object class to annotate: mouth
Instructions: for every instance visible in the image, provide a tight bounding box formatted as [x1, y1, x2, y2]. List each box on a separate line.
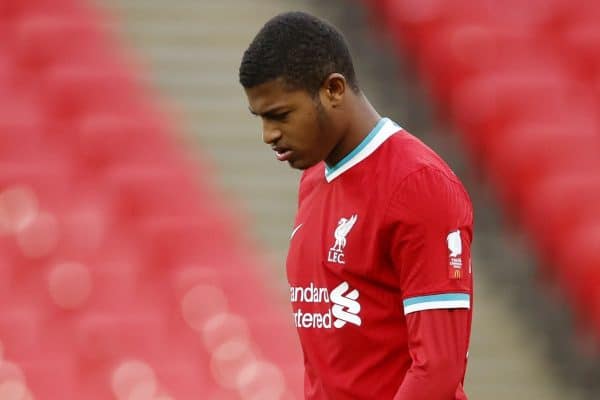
[273, 146, 293, 162]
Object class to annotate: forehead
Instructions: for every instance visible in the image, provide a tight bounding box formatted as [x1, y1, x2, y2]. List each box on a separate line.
[245, 79, 310, 114]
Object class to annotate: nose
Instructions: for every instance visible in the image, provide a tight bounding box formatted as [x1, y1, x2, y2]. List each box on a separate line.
[262, 119, 282, 145]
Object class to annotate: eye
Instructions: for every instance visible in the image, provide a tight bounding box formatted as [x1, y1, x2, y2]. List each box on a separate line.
[271, 111, 291, 122]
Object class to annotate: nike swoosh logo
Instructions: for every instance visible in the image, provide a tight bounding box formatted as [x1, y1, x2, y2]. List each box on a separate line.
[290, 223, 303, 240]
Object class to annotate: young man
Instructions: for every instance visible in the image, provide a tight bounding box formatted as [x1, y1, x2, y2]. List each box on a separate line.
[239, 11, 473, 400]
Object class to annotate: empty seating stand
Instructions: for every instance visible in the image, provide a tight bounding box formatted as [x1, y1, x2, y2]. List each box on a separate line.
[0, 1, 302, 398]
[364, 0, 600, 344]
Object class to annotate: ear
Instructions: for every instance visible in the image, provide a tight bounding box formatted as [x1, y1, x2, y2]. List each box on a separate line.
[319, 73, 346, 108]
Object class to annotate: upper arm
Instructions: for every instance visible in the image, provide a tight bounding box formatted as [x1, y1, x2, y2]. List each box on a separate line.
[385, 167, 474, 315]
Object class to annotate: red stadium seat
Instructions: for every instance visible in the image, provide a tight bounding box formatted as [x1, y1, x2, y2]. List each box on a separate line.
[0, 305, 42, 360]
[0, 94, 46, 159]
[169, 263, 279, 318]
[39, 60, 138, 121]
[558, 25, 600, 79]
[560, 0, 600, 31]
[100, 163, 210, 224]
[554, 222, 600, 326]
[11, 13, 104, 72]
[69, 111, 172, 173]
[0, 163, 71, 226]
[450, 68, 579, 157]
[485, 119, 600, 215]
[0, 253, 14, 297]
[73, 310, 169, 371]
[19, 354, 79, 399]
[0, 52, 16, 90]
[133, 209, 248, 276]
[0, 0, 80, 18]
[519, 169, 600, 270]
[482, 0, 568, 28]
[51, 193, 112, 258]
[151, 344, 216, 399]
[382, 0, 488, 56]
[417, 24, 549, 103]
[85, 250, 143, 311]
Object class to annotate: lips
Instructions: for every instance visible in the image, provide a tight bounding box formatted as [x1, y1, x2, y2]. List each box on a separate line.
[273, 146, 293, 162]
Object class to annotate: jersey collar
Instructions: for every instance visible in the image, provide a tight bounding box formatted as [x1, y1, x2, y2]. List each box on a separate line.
[325, 117, 401, 183]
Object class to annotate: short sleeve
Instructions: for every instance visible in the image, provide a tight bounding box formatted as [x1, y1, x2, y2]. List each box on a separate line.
[386, 167, 474, 315]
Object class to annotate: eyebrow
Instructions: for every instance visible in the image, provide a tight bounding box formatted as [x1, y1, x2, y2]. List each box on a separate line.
[248, 106, 289, 118]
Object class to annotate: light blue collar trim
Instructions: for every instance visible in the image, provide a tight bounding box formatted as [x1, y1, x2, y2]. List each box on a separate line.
[324, 117, 401, 182]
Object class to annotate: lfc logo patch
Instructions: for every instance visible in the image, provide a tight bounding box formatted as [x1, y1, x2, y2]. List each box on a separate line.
[327, 214, 358, 265]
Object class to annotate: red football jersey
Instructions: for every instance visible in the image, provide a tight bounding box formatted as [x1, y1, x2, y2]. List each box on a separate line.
[286, 118, 473, 399]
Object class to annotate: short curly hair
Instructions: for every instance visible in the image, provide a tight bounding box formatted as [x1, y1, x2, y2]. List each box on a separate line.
[239, 11, 359, 96]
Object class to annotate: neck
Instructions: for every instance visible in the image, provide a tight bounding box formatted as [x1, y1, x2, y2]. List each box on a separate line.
[325, 93, 381, 167]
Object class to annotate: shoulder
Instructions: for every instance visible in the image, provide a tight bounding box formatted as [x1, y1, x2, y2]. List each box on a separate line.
[387, 166, 473, 228]
[379, 132, 472, 220]
[381, 130, 459, 185]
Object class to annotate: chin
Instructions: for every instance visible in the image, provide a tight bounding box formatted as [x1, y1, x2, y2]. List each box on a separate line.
[289, 158, 318, 171]
[287, 160, 305, 170]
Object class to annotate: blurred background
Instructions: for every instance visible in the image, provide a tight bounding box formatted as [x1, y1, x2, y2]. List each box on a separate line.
[0, 0, 598, 398]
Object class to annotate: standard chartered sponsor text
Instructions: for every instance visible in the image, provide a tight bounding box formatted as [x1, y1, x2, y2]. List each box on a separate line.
[290, 281, 361, 329]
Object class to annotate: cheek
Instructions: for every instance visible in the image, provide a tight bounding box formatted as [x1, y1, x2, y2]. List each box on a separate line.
[287, 105, 327, 150]
[307, 110, 326, 139]
[289, 116, 319, 144]
[299, 123, 324, 155]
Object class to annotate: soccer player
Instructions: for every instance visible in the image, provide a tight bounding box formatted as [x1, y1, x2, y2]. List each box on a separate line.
[239, 11, 473, 400]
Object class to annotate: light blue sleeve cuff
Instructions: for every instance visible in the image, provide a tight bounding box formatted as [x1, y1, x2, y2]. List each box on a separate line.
[403, 293, 470, 315]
